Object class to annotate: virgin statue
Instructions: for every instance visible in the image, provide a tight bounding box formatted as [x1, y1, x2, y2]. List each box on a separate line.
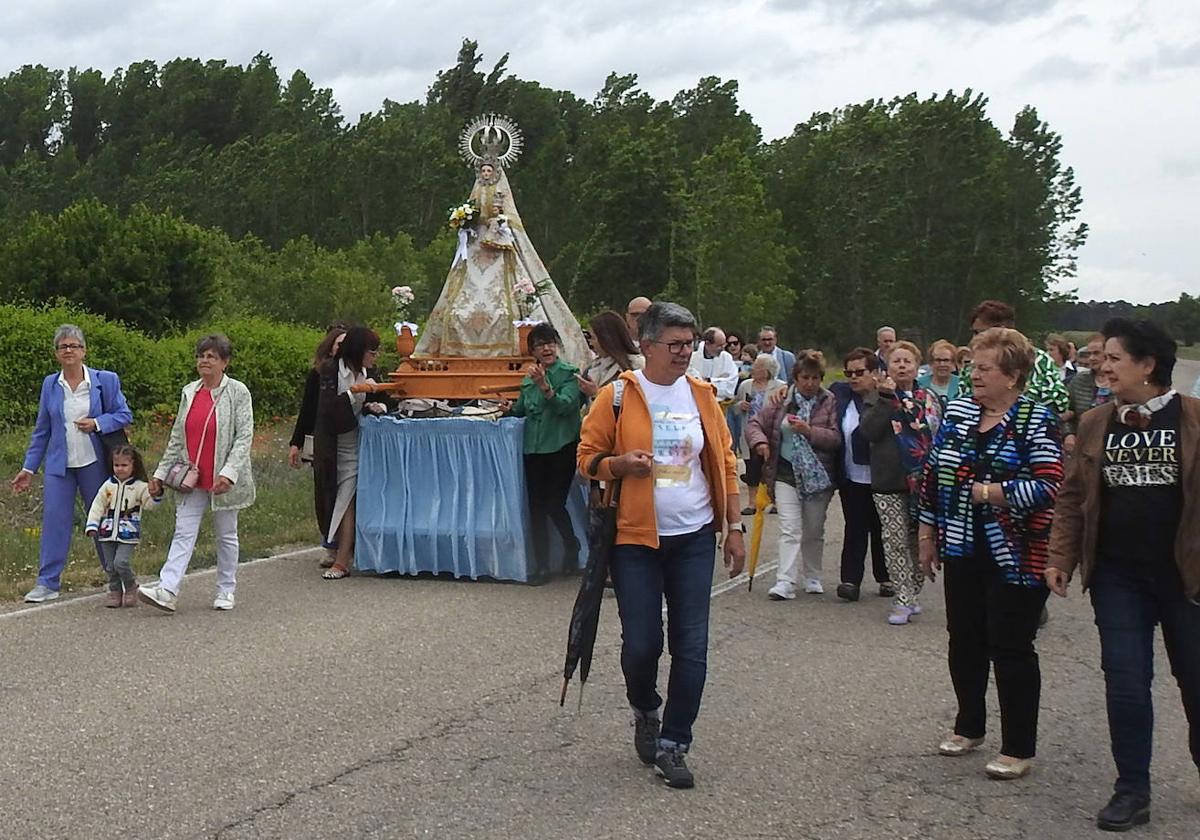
[414, 114, 589, 369]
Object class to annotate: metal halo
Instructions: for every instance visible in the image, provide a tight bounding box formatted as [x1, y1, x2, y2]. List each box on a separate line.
[458, 113, 524, 168]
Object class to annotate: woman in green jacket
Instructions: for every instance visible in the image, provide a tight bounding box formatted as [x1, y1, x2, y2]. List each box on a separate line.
[501, 323, 584, 582]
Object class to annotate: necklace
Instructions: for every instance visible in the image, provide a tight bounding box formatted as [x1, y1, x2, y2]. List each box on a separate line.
[981, 405, 1012, 418]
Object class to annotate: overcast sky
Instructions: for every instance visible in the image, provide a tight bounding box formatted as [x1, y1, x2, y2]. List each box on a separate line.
[6, 0, 1198, 303]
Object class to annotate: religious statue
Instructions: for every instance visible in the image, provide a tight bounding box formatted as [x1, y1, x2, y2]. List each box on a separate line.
[414, 114, 589, 369]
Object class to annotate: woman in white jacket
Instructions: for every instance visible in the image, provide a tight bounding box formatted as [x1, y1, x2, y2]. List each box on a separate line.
[139, 334, 256, 613]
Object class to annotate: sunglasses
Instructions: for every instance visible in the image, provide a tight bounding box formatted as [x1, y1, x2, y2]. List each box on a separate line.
[843, 369, 869, 378]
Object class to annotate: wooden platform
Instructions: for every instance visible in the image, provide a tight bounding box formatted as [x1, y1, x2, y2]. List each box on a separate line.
[355, 355, 532, 400]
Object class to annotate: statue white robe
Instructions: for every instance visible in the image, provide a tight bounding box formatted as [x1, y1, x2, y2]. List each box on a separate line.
[414, 167, 589, 369]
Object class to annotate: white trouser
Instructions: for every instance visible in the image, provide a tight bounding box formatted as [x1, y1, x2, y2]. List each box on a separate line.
[774, 483, 834, 585]
[158, 490, 240, 595]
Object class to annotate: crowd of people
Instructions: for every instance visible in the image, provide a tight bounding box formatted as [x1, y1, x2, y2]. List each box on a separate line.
[7, 298, 1199, 828]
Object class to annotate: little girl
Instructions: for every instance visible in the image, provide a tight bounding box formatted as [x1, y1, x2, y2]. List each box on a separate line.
[85, 445, 162, 608]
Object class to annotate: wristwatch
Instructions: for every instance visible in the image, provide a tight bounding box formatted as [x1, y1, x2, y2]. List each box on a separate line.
[728, 522, 746, 534]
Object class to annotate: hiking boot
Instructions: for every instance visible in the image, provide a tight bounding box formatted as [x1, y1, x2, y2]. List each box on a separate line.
[105, 591, 122, 608]
[836, 583, 861, 602]
[1097, 791, 1150, 832]
[122, 587, 139, 608]
[654, 747, 695, 789]
[633, 713, 660, 765]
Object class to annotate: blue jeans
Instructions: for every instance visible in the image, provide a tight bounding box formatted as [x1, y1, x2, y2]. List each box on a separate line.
[611, 526, 716, 749]
[1089, 560, 1200, 794]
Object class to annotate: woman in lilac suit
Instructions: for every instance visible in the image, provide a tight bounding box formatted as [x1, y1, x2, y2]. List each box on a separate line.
[9, 325, 132, 603]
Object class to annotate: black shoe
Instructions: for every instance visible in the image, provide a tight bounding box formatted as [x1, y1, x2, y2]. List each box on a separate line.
[654, 747, 695, 789]
[633, 714, 660, 766]
[741, 505, 755, 516]
[1097, 790, 1150, 831]
[878, 582, 895, 598]
[836, 583, 860, 602]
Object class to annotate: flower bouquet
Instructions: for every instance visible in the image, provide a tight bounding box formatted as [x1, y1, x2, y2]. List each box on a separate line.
[447, 201, 478, 231]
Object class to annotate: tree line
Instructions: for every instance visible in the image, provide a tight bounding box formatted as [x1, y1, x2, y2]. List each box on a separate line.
[0, 40, 1094, 347]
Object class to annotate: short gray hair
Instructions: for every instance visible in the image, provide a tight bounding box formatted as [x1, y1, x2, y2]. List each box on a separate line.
[639, 302, 697, 343]
[53, 324, 85, 349]
[876, 325, 896, 338]
[754, 353, 780, 378]
[195, 333, 233, 361]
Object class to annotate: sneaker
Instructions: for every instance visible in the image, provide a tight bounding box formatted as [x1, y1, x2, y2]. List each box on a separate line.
[804, 578, 824, 595]
[105, 591, 122, 608]
[122, 587, 139, 608]
[213, 591, 235, 611]
[767, 581, 796, 601]
[836, 583, 861, 602]
[1096, 790, 1150, 832]
[137, 584, 177, 613]
[633, 713, 660, 766]
[23, 584, 59, 603]
[888, 605, 915, 625]
[654, 747, 695, 789]
[878, 582, 895, 598]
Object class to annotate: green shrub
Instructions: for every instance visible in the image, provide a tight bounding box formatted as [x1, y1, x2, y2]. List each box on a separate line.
[0, 303, 323, 431]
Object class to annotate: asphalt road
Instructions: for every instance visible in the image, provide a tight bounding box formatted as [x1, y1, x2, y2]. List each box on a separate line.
[2, 492, 1197, 840]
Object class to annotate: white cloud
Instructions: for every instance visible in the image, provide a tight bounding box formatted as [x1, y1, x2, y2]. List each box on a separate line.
[1, 0, 1197, 302]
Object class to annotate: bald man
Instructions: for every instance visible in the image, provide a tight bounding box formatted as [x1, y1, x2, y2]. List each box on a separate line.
[626, 297, 652, 341]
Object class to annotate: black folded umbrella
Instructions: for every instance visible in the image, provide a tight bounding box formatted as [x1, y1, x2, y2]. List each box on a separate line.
[560, 481, 622, 708]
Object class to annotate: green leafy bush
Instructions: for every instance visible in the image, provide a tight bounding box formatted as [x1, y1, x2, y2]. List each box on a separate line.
[0, 303, 323, 430]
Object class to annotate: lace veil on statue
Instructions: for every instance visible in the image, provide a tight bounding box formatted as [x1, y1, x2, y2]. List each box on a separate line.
[414, 114, 589, 369]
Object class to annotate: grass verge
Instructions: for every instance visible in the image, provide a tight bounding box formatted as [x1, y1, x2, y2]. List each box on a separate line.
[0, 421, 315, 601]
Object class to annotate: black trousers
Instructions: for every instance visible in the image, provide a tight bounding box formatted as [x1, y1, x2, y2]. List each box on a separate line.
[944, 557, 1050, 759]
[838, 481, 889, 586]
[524, 441, 580, 576]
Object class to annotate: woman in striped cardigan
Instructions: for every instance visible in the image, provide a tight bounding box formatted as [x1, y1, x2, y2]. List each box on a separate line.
[917, 328, 1064, 781]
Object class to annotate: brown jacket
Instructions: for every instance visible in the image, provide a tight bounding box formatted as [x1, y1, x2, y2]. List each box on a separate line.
[577, 371, 739, 548]
[1048, 396, 1200, 598]
[745, 386, 840, 503]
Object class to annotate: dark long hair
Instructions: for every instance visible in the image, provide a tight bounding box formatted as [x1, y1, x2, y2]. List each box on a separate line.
[108, 444, 149, 483]
[589, 310, 639, 371]
[337, 326, 381, 374]
[312, 324, 347, 369]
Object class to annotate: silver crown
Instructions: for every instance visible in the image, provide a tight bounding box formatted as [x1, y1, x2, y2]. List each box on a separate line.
[459, 114, 524, 168]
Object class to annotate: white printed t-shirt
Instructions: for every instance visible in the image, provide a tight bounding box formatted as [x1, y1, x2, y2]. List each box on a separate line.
[633, 370, 712, 536]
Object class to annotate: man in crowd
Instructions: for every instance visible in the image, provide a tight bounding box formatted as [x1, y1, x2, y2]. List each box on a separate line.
[956, 300, 1070, 414]
[757, 326, 795, 381]
[1063, 332, 1108, 455]
[688, 327, 739, 400]
[626, 297, 652, 343]
[875, 326, 896, 372]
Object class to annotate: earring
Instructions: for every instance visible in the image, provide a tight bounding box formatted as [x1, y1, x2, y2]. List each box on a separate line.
[1142, 379, 1149, 386]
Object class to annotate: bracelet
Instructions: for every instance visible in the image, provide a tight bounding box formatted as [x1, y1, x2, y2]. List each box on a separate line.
[918, 534, 933, 542]
[982, 483, 990, 502]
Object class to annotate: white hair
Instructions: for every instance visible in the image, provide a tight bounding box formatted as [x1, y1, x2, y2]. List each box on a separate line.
[53, 324, 85, 349]
[754, 353, 780, 378]
[876, 326, 896, 338]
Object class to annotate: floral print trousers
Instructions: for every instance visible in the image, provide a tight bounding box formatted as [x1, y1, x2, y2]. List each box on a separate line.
[872, 492, 924, 607]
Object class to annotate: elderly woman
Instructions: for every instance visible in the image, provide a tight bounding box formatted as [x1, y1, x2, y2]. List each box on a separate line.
[734, 353, 785, 511]
[10, 324, 133, 603]
[747, 351, 840, 599]
[830, 348, 891, 602]
[860, 340, 940, 625]
[1046, 318, 1199, 831]
[288, 325, 346, 566]
[918, 327, 1063, 781]
[501, 322, 584, 583]
[138, 335, 255, 613]
[315, 326, 389, 581]
[577, 302, 744, 790]
[577, 310, 644, 401]
[917, 339, 961, 410]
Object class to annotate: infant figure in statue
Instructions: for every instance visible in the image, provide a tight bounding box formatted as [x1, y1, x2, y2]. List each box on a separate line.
[415, 115, 588, 368]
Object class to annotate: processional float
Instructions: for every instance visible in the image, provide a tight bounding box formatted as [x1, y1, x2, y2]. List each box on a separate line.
[354, 114, 587, 401]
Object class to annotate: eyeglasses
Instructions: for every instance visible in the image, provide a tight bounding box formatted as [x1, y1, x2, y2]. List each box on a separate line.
[726, 340, 741, 347]
[531, 341, 558, 350]
[651, 340, 694, 355]
[843, 368, 869, 378]
[56, 343, 84, 351]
